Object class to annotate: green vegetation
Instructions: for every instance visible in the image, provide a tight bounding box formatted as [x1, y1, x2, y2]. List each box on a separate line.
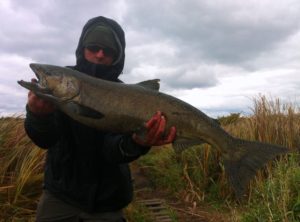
[0, 95, 299, 221]
[136, 96, 300, 221]
[125, 201, 178, 222]
[125, 202, 155, 222]
[137, 146, 186, 194]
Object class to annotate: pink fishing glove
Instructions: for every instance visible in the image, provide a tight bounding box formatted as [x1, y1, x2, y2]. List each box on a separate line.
[132, 111, 176, 147]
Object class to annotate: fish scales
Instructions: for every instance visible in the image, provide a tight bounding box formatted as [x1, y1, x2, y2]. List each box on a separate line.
[77, 75, 223, 146]
[18, 63, 290, 198]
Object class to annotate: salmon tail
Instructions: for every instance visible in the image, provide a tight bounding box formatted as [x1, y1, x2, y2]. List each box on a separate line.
[223, 139, 289, 198]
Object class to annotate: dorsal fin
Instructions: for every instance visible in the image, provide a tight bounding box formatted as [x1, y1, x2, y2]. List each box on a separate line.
[136, 79, 160, 91]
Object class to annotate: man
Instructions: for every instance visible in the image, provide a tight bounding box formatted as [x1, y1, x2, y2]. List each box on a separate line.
[25, 16, 176, 222]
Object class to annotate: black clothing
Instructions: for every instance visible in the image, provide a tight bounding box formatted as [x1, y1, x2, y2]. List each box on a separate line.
[75, 16, 125, 81]
[73, 60, 122, 82]
[36, 190, 125, 221]
[24, 16, 150, 214]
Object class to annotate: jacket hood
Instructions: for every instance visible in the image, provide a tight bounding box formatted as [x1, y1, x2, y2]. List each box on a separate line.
[75, 16, 126, 80]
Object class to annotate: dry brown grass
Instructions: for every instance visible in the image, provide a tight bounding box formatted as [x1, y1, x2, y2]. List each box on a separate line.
[1, 95, 299, 221]
[0, 117, 45, 221]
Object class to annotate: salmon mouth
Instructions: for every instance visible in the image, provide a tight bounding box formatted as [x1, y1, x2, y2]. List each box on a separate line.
[18, 63, 53, 93]
[17, 79, 51, 94]
[17, 63, 52, 94]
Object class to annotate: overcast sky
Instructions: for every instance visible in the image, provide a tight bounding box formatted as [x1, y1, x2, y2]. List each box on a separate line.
[1, 0, 300, 117]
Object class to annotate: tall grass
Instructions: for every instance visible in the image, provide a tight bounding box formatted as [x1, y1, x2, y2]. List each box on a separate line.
[0, 117, 45, 221]
[0, 95, 299, 221]
[234, 96, 300, 222]
[137, 95, 300, 221]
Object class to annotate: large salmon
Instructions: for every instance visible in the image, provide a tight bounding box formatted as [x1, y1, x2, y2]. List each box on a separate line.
[18, 63, 289, 197]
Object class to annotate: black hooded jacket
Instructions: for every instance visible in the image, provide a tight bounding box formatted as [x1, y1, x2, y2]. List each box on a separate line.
[24, 16, 150, 213]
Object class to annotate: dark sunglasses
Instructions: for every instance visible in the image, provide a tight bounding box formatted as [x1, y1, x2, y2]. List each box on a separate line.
[85, 45, 116, 57]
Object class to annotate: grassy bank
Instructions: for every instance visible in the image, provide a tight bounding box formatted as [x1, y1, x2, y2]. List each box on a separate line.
[137, 96, 300, 221]
[0, 117, 45, 221]
[0, 96, 299, 221]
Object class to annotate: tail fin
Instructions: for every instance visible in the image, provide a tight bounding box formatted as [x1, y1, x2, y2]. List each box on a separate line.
[224, 139, 289, 198]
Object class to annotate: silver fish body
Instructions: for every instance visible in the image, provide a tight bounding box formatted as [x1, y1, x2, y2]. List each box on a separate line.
[18, 63, 289, 198]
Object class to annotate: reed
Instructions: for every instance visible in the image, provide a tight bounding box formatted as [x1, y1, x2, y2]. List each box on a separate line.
[137, 95, 300, 221]
[0, 117, 45, 221]
[0, 95, 299, 221]
[233, 96, 300, 221]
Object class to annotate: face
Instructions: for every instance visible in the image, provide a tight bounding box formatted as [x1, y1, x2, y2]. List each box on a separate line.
[84, 46, 115, 65]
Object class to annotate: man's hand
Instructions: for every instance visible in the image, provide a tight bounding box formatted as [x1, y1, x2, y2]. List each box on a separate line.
[27, 79, 56, 116]
[132, 111, 176, 147]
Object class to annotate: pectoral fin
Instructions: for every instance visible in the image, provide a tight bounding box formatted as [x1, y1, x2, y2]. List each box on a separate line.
[64, 102, 104, 119]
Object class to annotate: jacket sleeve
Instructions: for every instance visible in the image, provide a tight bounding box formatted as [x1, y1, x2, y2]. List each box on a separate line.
[24, 105, 60, 149]
[100, 133, 151, 164]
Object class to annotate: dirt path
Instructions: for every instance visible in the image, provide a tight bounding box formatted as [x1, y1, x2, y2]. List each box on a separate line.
[130, 163, 229, 222]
